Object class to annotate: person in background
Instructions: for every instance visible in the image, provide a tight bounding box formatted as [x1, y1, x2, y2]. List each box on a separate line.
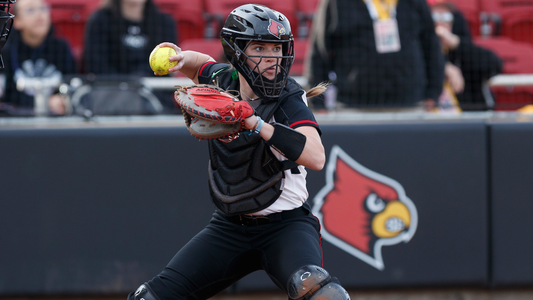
[0, 0, 77, 115]
[306, 0, 444, 112]
[428, 0, 502, 111]
[83, 0, 177, 112]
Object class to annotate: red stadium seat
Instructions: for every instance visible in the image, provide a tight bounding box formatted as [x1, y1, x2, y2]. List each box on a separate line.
[474, 37, 533, 74]
[176, 39, 225, 77]
[153, 0, 205, 43]
[480, 0, 533, 15]
[179, 38, 225, 62]
[444, 0, 482, 36]
[295, 0, 322, 38]
[290, 38, 310, 76]
[47, 0, 99, 65]
[203, 0, 298, 38]
[479, 0, 533, 45]
[474, 37, 533, 110]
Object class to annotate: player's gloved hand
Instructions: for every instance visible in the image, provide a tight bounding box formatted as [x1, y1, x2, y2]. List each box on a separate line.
[175, 84, 255, 140]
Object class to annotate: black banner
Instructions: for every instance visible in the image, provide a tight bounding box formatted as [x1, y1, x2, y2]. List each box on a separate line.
[490, 122, 533, 287]
[238, 122, 489, 291]
[2, 119, 529, 295]
[1, 127, 213, 294]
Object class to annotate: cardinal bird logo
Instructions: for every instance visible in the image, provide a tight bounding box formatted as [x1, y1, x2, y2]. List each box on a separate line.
[268, 19, 286, 38]
[312, 145, 418, 270]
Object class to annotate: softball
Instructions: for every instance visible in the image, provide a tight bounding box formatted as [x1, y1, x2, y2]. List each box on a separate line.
[149, 46, 178, 75]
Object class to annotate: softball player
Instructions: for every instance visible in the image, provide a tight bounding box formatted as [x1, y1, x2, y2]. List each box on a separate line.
[129, 4, 351, 300]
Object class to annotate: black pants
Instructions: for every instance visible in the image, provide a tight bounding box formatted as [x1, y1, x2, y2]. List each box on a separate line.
[137, 207, 323, 300]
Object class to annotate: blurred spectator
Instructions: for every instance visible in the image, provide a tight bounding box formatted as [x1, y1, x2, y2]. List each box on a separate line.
[306, 0, 444, 111]
[83, 0, 177, 112]
[0, 0, 77, 116]
[429, 0, 503, 111]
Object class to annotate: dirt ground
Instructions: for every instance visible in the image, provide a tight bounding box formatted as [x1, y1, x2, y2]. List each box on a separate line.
[3, 288, 533, 300]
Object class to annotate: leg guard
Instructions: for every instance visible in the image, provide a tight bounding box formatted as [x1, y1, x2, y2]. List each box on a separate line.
[132, 283, 160, 300]
[287, 265, 350, 300]
[308, 280, 351, 300]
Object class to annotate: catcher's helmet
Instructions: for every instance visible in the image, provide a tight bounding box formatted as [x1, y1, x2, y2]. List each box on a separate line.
[0, 0, 15, 69]
[220, 4, 294, 100]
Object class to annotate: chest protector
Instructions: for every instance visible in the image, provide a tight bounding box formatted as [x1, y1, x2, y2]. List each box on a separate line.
[208, 92, 300, 216]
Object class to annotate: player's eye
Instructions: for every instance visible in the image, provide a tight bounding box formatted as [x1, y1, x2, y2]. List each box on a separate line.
[253, 46, 263, 52]
[273, 46, 282, 52]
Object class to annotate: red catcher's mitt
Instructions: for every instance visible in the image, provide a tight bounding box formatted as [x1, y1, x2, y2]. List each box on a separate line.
[174, 85, 255, 140]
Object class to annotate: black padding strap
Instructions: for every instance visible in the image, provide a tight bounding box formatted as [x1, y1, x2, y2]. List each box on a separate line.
[266, 123, 306, 162]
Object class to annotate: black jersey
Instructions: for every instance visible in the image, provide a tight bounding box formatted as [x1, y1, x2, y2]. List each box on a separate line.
[199, 61, 321, 215]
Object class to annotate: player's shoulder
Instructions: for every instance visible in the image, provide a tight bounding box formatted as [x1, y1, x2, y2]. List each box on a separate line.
[284, 77, 304, 96]
[279, 78, 306, 107]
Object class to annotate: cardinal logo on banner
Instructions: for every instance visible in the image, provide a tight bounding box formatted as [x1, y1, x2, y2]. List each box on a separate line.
[312, 145, 418, 270]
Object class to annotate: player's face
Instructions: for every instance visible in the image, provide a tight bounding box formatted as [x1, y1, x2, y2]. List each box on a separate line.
[13, 0, 51, 39]
[431, 5, 453, 31]
[121, 0, 148, 5]
[244, 41, 283, 80]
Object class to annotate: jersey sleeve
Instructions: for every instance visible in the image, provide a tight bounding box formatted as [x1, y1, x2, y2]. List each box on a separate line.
[197, 62, 231, 85]
[275, 92, 322, 135]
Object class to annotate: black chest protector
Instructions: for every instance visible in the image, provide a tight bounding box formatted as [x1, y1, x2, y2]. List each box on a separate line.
[207, 87, 301, 216]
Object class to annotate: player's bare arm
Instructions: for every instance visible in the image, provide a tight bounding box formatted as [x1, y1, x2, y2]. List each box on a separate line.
[153, 42, 215, 83]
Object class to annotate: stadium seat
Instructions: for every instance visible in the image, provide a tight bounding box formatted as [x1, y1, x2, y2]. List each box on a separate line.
[474, 37, 533, 110]
[444, 0, 482, 36]
[179, 38, 225, 62]
[176, 39, 225, 77]
[48, 0, 100, 65]
[203, 0, 298, 38]
[290, 38, 309, 76]
[295, 0, 322, 38]
[479, 0, 533, 45]
[474, 37, 533, 74]
[153, 0, 205, 43]
[480, 0, 533, 16]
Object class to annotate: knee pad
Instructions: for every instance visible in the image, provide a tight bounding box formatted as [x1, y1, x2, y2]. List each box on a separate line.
[308, 281, 351, 300]
[132, 283, 160, 300]
[287, 265, 350, 300]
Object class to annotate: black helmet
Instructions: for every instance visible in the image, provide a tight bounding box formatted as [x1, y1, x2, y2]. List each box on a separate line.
[220, 4, 294, 100]
[0, 0, 15, 69]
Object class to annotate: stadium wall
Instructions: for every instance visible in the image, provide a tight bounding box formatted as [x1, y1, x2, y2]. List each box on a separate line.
[1, 121, 532, 295]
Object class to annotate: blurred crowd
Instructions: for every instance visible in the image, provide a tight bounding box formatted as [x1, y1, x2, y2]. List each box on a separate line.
[0, 0, 531, 117]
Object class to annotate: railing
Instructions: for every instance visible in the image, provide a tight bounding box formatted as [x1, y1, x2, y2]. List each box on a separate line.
[142, 74, 533, 89]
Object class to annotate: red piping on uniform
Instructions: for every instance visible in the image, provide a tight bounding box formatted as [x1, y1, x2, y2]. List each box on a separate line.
[290, 120, 319, 128]
[199, 61, 216, 76]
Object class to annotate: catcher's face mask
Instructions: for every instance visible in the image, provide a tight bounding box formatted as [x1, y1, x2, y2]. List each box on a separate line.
[220, 4, 295, 100]
[237, 39, 294, 99]
[0, 0, 15, 69]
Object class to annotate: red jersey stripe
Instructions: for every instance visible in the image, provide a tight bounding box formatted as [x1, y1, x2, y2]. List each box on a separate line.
[290, 120, 319, 128]
[198, 61, 216, 76]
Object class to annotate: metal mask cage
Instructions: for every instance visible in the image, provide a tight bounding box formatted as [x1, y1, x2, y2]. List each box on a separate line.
[0, 0, 15, 69]
[233, 37, 294, 99]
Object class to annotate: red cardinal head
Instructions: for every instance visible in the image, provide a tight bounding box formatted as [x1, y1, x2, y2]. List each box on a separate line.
[268, 19, 287, 38]
[312, 146, 418, 270]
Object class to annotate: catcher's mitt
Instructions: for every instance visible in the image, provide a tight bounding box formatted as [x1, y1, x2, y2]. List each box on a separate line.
[175, 85, 255, 140]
